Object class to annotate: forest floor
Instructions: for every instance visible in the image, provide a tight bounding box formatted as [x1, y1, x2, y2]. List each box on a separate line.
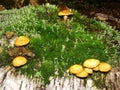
[72, 1, 120, 31]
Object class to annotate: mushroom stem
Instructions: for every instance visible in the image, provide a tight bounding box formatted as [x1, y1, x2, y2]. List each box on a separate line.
[63, 15, 68, 22]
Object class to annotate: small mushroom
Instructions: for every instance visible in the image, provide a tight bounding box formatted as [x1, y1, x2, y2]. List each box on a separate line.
[99, 62, 112, 72]
[76, 70, 88, 78]
[15, 36, 30, 46]
[69, 64, 83, 74]
[83, 59, 100, 68]
[93, 65, 99, 71]
[58, 8, 73, 22]
[84, 68, 93, 74]
[12, 56, 27, 67]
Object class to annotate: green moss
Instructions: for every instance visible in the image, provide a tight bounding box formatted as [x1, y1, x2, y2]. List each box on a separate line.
[0, 3, 120, 85]
[0, 46, 11, 67]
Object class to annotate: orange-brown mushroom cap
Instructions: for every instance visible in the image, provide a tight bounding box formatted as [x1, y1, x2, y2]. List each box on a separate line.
[69, 64, 83, 74]
[58, 9, 73, 16]
[84, 68, 93, 74]
[76, 70, 89, 78]
[99, 62, 112, 72]
[15, 36, 30, 46]
[58, 9, 73, 22]
[93, 65, 99, 71]
[83, 59, 100, 69]
[12, 56, 27, 67]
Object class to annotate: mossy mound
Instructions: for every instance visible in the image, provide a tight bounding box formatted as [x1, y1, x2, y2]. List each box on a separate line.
[0, 3, 120, 85]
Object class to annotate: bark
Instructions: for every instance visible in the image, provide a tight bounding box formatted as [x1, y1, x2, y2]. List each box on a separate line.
[0, 62, 120, 90]
[105, 61, 120, 90]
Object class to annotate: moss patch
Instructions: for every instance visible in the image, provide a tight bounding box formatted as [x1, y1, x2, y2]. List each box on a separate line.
[0, 3, 120, 85]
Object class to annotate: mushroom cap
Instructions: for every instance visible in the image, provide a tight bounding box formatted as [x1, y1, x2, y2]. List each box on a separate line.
[58, 9, 73, 16]
[69, 64, 83, 74]
[93, 65, 99, 71]
[83, 59, 100, 68]
[15, 36, 30, 46]
[76, 70, 88, 78]
[12, 56, 27, 67]
[99, 62, 112, 72]
[84, 68, 93, 74]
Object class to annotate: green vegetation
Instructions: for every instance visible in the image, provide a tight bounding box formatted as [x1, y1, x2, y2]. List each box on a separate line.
[0, 3, 120, 85]
[0, 46, 11, 67]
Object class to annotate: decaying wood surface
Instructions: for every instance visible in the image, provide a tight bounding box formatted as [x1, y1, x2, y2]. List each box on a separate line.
[0, 66, 98, 90]
[105, 61, 120, 90]
[0, 66, 44, 90]
[0, 62, 120, 90]
[46, 76, 99, 90]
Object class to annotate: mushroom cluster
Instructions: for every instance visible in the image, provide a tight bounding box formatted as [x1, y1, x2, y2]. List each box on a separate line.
[69, 58, 112, 78]
[8, 36, 34, 67]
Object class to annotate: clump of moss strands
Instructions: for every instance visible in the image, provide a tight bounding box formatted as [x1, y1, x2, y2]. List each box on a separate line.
[0, 3, 120, 85]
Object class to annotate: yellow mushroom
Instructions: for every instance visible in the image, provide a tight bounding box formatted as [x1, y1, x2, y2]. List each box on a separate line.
[15, 36, 30, 46]
[84, 68, 93, 74]
[83, 59, 100, 69]
[93, 65, 99, 71]
[69, 64, 83, 74]
[76, 70, 88, 78]
[12, 56, 27, 67]
[58, 9, 73, 22]
[99, 62, 112, 72]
